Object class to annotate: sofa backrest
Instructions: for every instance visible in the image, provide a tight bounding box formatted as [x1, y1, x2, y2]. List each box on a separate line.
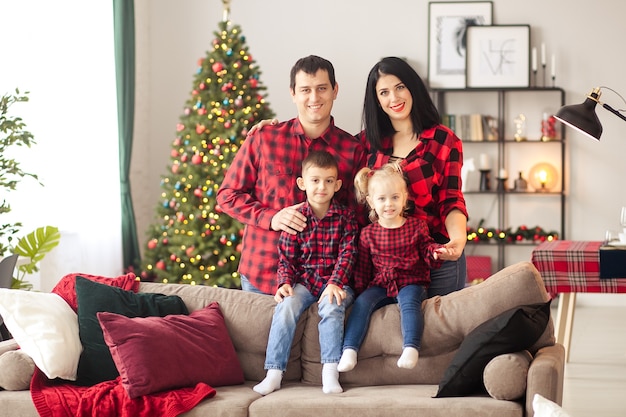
[301, 261, 555, 386]
[139, 261, 554, 388]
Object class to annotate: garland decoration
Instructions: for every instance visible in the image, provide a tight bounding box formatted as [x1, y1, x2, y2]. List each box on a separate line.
[466, 219, 558, 243]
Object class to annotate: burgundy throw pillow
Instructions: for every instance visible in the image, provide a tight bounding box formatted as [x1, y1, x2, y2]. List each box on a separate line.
[52, 272, 139, 312]
[97, 302, 244, 398]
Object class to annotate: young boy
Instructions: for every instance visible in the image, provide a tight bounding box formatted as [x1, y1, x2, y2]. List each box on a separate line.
[253, 150, 358, 396]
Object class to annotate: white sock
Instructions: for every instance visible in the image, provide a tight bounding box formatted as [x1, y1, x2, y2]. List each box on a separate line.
[253, 369, 283, 395]
[337, 348, 358, 372]
[322, 363, 343, 394]
[397, 347, 419, 369]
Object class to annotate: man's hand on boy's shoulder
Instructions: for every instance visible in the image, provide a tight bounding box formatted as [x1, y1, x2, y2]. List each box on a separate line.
[271, 202, 307, 235]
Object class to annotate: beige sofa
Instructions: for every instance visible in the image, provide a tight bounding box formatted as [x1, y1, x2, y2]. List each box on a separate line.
[0, 261, 563, 417]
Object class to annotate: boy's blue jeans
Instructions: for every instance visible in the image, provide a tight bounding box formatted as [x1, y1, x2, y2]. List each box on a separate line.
[343, 284, 426, 351]
[264, 283, 354, 371]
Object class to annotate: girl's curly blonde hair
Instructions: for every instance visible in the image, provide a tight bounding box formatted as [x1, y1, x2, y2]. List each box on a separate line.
[354, 161, 408, 222]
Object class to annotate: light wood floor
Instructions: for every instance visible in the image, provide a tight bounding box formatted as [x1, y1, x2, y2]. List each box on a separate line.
[558, 304, 626, 416]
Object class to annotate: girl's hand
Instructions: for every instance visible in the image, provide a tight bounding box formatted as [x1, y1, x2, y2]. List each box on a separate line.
[274, 284, 293, 303]
[247, 118, 279, 136]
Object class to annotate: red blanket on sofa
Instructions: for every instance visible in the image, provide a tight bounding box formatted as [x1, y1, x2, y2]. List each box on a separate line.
[30, 368, 216, 417]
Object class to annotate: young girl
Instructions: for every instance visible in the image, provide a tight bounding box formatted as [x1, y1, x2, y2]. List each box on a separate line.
[338, 163, 448, 372]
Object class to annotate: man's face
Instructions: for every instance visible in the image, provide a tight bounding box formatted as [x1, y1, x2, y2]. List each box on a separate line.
[290, 69, 338, 128]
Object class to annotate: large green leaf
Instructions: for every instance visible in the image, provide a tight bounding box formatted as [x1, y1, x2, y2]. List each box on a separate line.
[13, 226, 61, 274]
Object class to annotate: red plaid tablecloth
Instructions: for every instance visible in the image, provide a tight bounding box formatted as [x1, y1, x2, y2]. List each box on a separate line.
[531, 240, 626, 294]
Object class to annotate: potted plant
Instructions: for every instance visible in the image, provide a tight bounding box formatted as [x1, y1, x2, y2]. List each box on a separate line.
[1, 89, 60, 289]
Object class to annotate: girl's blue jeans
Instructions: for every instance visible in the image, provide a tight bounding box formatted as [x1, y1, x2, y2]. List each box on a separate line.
[343, 284, 426, 351]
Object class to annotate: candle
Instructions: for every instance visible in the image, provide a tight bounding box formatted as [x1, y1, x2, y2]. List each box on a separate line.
[541, 43, 546, 66]
[479, 153, 490, 170]
[499, 168, 508, 179]
[531, 47, 537, 72]
[551, 54, 556, 78]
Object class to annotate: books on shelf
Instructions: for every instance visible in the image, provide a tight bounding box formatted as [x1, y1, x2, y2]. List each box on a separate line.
[442, 113, 498, 142]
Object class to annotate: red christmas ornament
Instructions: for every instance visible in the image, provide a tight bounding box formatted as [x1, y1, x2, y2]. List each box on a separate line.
[186, 246, 195, 257]
[224, 121, 231, 129]
[176, 124, 185, 132]
[196, 124, 206, 134]
[212, 62, 224, 73]
[162, 238, 169, 245]
[170, 254, 177, 261]
[181, 154, 188, 162]
[156, 260, 166, 270]
[220, 235, 227, 244]
[171, 164, 179, 173]
[199, 82, 206, 90]
[191, 154, 203, 165]
[170, 149, 179, 158]
[194, 188, 203, 197]
[147, 239, 157, 250]
[249, 78, 258, 88]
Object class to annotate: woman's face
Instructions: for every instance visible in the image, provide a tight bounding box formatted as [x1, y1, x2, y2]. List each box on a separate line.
[375, 73, 413, 123]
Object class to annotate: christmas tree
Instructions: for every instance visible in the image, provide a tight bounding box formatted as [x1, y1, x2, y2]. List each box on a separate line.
[141, 13, 274, 287]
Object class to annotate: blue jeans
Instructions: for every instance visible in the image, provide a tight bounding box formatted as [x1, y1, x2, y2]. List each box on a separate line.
[427, 251, 467, 298]
[264, 283, 354, 371]
[240, 274, 268, 295]
[343, 284, 426, 351]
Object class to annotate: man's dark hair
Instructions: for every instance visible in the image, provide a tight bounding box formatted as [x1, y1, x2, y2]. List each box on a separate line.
[290, 55, 336, 91]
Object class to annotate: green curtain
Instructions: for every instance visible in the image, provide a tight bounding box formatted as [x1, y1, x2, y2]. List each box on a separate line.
[113, 0, 140, 271]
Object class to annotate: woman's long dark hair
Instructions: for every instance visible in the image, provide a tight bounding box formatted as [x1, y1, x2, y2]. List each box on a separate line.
[362, 57, 440, 152]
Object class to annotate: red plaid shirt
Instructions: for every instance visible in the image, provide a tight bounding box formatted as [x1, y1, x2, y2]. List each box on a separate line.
[217, 117, 366, 295]
[360, 124, 468, 243]
[354, 217, 444, 297]
[277, 200, 358, 297]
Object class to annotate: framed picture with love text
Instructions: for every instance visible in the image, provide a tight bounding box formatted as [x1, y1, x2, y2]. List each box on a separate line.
[427, 1, 493, 89]
[465, 24, 530, 88]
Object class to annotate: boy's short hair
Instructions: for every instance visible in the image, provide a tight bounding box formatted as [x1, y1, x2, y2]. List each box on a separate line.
[302, 150, 339, 174]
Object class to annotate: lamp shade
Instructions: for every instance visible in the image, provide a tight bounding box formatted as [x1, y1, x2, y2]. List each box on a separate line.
[528, 162, 559, 192]
[554, 92, 603, 140]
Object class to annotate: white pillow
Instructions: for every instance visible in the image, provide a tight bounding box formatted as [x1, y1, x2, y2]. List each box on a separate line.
[0, 289, 82, 380]
[533, 394, 572, 417]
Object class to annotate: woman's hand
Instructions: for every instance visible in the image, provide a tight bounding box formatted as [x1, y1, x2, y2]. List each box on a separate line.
[247, 118, 279, 136]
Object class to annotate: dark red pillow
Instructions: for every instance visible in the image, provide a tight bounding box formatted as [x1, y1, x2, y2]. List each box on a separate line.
[97, 302, 244, 398]
[52, 272, 139, 312]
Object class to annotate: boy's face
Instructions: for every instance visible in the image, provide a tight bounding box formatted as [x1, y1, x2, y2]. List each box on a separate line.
[297, 165, 342, 206]
[290, 69, 338, 127]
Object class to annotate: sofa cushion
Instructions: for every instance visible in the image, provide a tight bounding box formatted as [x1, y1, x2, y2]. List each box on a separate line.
[136, 282, 304, 384]
[51, 272, 139, 313]
[483, 350, 532, 400]
[98, 302, 244, 398]
[75, 277, 188, 386]
[435, 300, 551, 397]
[0, 350, 35, 391]
[0, 289, 82, 381]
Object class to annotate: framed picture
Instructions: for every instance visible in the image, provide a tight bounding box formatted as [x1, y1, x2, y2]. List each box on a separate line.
[427, 1, 493, 89]
[466, 25, 530, 88]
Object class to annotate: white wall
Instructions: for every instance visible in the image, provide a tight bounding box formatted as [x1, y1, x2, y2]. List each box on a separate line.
[133, 0, 626, 305]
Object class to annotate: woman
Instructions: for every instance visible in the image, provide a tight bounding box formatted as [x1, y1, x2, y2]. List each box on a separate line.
[360, 57, 468, 297]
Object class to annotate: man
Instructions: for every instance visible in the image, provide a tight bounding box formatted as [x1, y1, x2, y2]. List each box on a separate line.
[217, 55, 366, 295]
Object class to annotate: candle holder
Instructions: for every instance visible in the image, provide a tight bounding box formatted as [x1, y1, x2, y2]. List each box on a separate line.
[496, 177, 508, 192]
[479, 169, 491, 191]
